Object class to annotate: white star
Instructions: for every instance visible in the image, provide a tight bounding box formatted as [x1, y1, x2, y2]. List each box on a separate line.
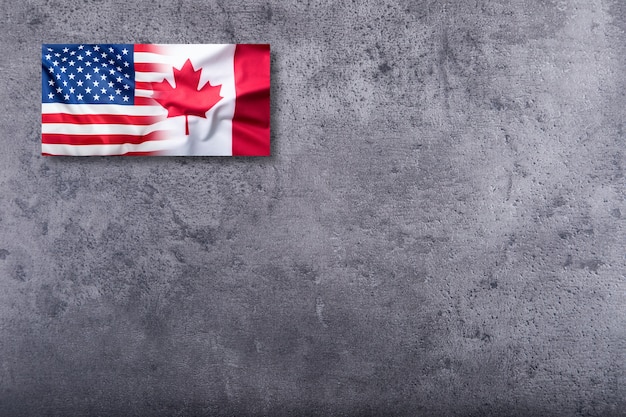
[115, 88, 121, 95]
[85, 50, 92, 56]
[48, 93, 54, 99]
[52, 60, 59, 66]
[77, 67, 83, 73]
[56, 87, 62, 93]
[54, 53, 61, 57]
[62, 80, 68, 86]
[61, 57, 67, 62]
[77, 55, 83, 61]
[77, 93, 83, 100]
[62, 47, 69, 53]
[93, 94, 100, 100]
[85, 73, 92, 80]
[109, 59, 114, 65]
[69, 87, 75, 93]
[45, 54, 51, 60]
[108, 81, 114, 88]
[93, 57, 99, 62]
[69, 60, 75, 66]
[101, 88, 107, 94]
[109, 95, 115, 101]
[123, 84, 130, 90]
[124, 62, 129, 67]
[68, 73, 75, 80]
[108, 47, 114, 53]
[93, 67, 99, 73]
[48, 67, 55, 73]
[70, 50, 75, 56]
[85, 61, 92, 67]
[85, 87, 92, 93]
[100, 75, 106, 80]
[78, 45, 84, 50]
[64, 94, 69, 100]
[93, 45, 100, 51]
[47, 47, 52, 51]
[116, 66, 121, 72]
[56, 74, 61, 79]
[122, 48, 128, 55]
[102, 62, 107, 67]
[93, 81, 99, 87]
[122, 95, 129, 102]
[124, 73, 129, 78]
[116, 54, 121, 60]
[101, 52, 107, 58]
[116, 76, 122, 82]
[48, 80, 54, 86]
[60, 67, 66, 73]
[109, 69, 115, 75]
[77, 80, 83, 86]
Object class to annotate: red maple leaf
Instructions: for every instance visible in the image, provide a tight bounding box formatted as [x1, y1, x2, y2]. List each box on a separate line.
[151, 59, 223, 135]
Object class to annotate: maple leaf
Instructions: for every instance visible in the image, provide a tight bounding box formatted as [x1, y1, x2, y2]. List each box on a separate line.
[151, 59, 223, 135]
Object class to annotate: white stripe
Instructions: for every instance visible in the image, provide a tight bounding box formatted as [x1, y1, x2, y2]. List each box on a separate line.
[42, 137, 188, 156]
[42, 103, 166, 116]
[135, 89, 154, 97]
[42, 120, 170, 135]
[136, 72, 168, 83]
[134, 52, 169, 64]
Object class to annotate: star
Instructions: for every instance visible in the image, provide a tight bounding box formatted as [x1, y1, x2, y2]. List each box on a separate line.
[45, 54, 51, 60]
[64, 94, 70, 100]
[101, 52, 107, 58]
[116, 54, 121, 60]
[109, 95, 115, 101]
[85, 87, 92, 93]
[47, 47, 52, 51]
[124, 62, 129, 67]
[77, 80, 83, 86]
[122, 95, 129, 102]
[78, 45, 84, 50]
[61, 57, 67, 62]
[93, 57, 99, 62]
[77, 93, 83, 100]
[52, 60, 59, 66]
[85, 73, 92, 80]
[108, 47, 114, 53]
[48, 93, 54, 99]
[93, 45, 100, 51]
[116, 76, 122, 82]
[69, 60, 75, 66]
[48, 67, 55, 73]
[85, 61, 92, 67]
[62, 47, 69, 53]
[55, 53, 61, 57]
[102, 62, 108, 67]
[109, 69, 115, 75]
[123, 84, 130, 90]
[93, 81, 99, 87]
[70, 50, 76, 56]
[60, 67, 66, 73]
[116, 66, 122, 72]
[68, 73, 75, 80]
[56, 74, 61, 79]
[109, 59, 114, 65]
[122, 48, 128, 55]
[108, 81, 114, 88]
[48, 80, 54, 86]
[100, 74, 106, 80]
[77, 55, 83, 61]
[124, 73, 129, 78]
[93, 94, 100, 100]
[101, 88, 107, 94]
[85, 50, 92, 56]
[69, 87, 75, 93]
[93, 67, 100, 73]
[62, 80, 68, 86]
[77, 67, 83, 73]
[115, 88, 121, 95]
[56, 87, 62, 93]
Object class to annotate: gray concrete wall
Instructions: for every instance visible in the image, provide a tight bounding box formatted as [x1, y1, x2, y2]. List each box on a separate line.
[1, 0, 625, 415]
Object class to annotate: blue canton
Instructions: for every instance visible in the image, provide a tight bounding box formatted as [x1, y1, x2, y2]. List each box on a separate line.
[42, 44, 134, 105]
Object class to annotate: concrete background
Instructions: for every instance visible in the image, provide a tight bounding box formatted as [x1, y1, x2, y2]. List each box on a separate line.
[0, 0, 624, 415]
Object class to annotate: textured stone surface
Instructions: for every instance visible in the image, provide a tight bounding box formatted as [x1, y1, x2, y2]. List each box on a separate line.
[0, 0, 625, 415]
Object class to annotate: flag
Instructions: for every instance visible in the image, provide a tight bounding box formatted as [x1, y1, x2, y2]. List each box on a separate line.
[41, 44, 270, 156]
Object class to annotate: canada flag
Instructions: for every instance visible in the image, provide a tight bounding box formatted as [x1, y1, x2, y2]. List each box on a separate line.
[41, 44, 270, 156]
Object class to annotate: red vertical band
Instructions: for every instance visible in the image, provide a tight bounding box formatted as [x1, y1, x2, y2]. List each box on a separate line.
[232, 44, 270, 156]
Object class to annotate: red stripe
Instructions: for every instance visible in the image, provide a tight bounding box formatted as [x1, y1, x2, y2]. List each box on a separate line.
[42, 131, 165, 145]
[232, 44, 271, 156]
[134, 97, 157, 106]
[134, 44, 166, 54]
[135, 82, 155, 90]
[42, 113, 164, 125]
[135, 63, 169, 72]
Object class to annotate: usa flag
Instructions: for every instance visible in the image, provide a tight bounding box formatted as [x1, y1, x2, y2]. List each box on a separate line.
[41, 44, 270, 156]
